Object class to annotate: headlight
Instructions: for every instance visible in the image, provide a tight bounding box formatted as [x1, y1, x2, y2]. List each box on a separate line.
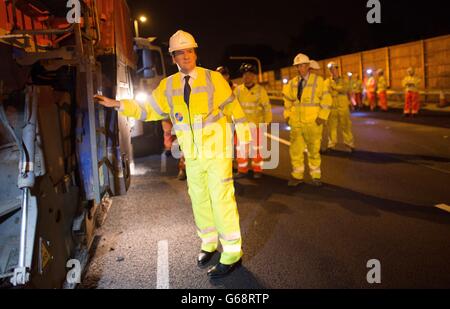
[135, 92, 148, 103]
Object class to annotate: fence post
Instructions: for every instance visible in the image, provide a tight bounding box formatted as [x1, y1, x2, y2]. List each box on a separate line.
[385, 47, 391, 88]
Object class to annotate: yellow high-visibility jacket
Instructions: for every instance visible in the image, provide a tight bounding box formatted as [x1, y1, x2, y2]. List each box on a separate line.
[283, 74, 332, 125]
[234, 84, 272, 125]
[351, 79, 363, 93]
[377, 76, 388, 93]
[325, 77, 351, 109]
[402, 75, 421, 92]
[120, 67, 251, 159]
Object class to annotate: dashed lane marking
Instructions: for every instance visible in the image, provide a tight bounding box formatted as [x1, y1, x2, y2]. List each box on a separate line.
[435, 204, 450, 213]
[157, 240, 169, 289]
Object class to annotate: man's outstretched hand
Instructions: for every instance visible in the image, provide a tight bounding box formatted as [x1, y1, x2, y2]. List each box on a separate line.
[94, 95, 120, 109]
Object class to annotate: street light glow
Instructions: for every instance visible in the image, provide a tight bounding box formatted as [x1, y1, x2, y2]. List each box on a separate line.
[139, 16, 147, 23]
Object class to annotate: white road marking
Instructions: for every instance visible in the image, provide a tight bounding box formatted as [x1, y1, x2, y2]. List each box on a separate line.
[265, 133, 291, 146]
[435, 204, 450, 213]
[157, 240, 169, 289]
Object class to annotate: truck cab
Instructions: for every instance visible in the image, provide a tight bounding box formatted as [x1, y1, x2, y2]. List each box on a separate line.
[130, 37, 167, 158]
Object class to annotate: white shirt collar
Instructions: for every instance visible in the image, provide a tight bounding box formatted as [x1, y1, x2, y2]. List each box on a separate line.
[180, 67, 198, 81]
[299, 73, 310, 83]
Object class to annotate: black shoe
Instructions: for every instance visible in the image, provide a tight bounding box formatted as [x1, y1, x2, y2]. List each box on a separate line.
[207, 259, 242, 278]
[177, 169, 187, 181]
[164, 150, 172, 157]
[288, 178, 303, 187]
[253, 173, 262, 179]
[197, 250, 217, 267]
[311, 179, 323, 187]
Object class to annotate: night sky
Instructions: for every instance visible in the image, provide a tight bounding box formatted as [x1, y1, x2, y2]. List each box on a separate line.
[128, 0, 449, 76]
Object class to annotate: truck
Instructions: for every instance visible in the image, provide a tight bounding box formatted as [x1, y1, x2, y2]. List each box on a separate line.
[130, 36, 167, 158]
[0, 0, 138, 288]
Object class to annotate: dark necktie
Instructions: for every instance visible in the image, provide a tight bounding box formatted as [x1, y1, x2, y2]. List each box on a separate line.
[184, 75, 191, 106]
[297, 78, 305, 101]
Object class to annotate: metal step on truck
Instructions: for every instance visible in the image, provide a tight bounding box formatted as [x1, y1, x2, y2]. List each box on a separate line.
[0, 0, 141, 288]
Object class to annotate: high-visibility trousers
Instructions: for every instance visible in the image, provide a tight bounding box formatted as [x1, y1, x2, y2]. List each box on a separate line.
[378, 91, 388, 111]
[354, 92, 363, 108]
[185, 157, 243, 265]
[327, 106, 355, 149]
[404, 91, 420, 115]
[367, 92, 377, 111]
[237, 126, 263, 173]
[290, 122, 323, 180]
[162, 119, 175, 151]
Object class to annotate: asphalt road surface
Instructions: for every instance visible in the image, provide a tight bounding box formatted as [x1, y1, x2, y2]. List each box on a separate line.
[80, 105, 450, 289]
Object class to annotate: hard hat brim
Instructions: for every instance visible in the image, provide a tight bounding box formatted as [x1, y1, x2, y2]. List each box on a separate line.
[169, 43, 199, 53]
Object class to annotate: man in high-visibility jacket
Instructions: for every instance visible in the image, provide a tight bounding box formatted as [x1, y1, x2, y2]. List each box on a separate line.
[283, 53, 332, 187]
[365, 70, 377, 111]
[94, 30, 251, 278]
[402, 67, 421, 116]
[325, 62, 355, 152]
[352, 73, 363, 110]
[377, 69, 388, 111]
[234, 63, 272, 179]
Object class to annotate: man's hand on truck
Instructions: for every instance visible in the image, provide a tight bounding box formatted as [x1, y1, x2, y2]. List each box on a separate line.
[94, 95, 121, 109]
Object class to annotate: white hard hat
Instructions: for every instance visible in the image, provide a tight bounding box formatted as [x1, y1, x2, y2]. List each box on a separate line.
[310, 60, 321, 70]
[169, 30, 198, 53]
[293, 53, 310, 66]
[327, 61, 338, 70]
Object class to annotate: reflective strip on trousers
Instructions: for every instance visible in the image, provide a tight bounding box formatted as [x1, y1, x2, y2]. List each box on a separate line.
[219, 232, 241, 242]
[201, 235, 218, 245]
[310, 166, 321, 174]
[198, 226, 217, 235]
[293, 167, 304, 173]
[222, 244, 242, 253]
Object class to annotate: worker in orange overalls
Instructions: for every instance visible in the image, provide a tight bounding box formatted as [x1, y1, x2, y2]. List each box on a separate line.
[402, 67, 421, 117]
[376, 69, 388, 111]
[234, 63, 272, 179]
[365, 69, 377, 111]
[352, 73, 363, 110]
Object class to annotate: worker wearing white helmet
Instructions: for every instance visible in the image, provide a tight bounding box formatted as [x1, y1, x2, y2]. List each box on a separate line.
[325, 61, 355, 152]
[402, 67, 421, 116]
[351, 73, 363, 109]
[95, 30, 251, 278]
[365, 69, 377, 111]
[283, 53, 332, 187]
[309, 60, 321, 74]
